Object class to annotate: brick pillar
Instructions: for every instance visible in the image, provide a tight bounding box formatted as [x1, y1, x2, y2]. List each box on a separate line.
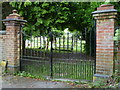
[2, 10, 26, 73]
[92, 4, 118, 79]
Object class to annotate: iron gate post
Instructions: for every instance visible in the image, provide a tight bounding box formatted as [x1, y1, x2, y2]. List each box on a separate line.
[49, 31, 53, 78]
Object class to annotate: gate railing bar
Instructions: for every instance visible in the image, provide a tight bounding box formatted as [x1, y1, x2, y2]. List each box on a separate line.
[67, 32, 69, 51]
[36, 36, 38, 57]
[85, 27, 87, 80]
[50, 32, 53, 78]
[94, 19, 96, 74]
[71, 35, 74, 52]
[59, 37, 61, 53]
[21, 58, 49, 63]
[39, 36, 41, 57]
[30, 35, 32, 56]
[33, 36, 35, 56]
[90, 27, 92, 80]
[63, 36, 65, 50]
[19, 24, 22, 71]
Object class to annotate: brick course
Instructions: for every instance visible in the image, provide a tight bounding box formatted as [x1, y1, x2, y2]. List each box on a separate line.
[1, 10, 26, 73]
[93, 4, 118, 77]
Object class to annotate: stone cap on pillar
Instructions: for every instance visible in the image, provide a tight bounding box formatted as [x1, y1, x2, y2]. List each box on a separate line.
[92, 4, 118, 14]
[92, 4, 118, 20]
[2, 10, 27, 23]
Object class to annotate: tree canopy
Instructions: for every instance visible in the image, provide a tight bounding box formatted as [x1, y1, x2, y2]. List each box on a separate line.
[9, 2, 104, 36]
[1, 1, 119, 36]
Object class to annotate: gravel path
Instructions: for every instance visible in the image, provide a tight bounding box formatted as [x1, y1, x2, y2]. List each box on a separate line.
[2, 75, 74, 88]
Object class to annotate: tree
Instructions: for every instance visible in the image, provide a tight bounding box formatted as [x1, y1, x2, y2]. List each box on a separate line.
[2, 2, 13, 30]
[9, 1, 120, 53]
[9, 1, 103, 52]
[9, 2, 103, 35]
[10, 2, 71, 36]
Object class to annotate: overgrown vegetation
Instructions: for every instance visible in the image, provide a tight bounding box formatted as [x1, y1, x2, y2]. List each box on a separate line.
[13, 70, 120, 88]
[14, 71, 46, 80]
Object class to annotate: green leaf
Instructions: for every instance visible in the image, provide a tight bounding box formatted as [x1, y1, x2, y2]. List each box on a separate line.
[56, 19, 65, 23]
[41, 3, 49, 7]
[62, 7, 69, 10]
[37, 18, 43, 24]
[34, 1, 39, 4]
[44, 20, 51, 26]
[24, 0, 32, 7]
[114, 29, 120, 41]
[33, 6, 41, 11]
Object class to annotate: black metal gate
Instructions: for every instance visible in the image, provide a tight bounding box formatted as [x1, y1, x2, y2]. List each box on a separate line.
[20, 25, 96, 80]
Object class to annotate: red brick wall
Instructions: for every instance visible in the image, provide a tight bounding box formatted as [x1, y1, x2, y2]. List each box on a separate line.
[93, 4, 118, 76]
[2, 10, 25, 73]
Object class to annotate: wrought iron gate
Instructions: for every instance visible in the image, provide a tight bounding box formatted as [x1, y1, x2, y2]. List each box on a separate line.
[20, 26, 96, 80]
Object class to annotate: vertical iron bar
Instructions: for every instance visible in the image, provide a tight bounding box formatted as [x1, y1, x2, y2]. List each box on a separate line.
[90, 30, 92, 58]
[34, 36, 35, 48]
[63, 36, 65, 50]
[85, 28, 87, 79]
[40, 36, 41, 48]
[37, 36, 38, 56]
[58, 37, 61, 77]
[59, 37, 61, 53]
[55, 37, 57, 50]
[33, 37, 35, 56]
[90, 28, 92, 79]
[76, 32, 78, 53]
[67, 33, 69, 50]
[80, 33, 82, 53]
[67, 33, 69, 77]
[71, 35, 74, 52]
[23, 39, 26, 56]
[37, 36, 38, 48]
[94, 19, 96, 75]
[39, 36, 41, 57]
[30, 32, 32, 56]
[50, 32, 53, 78]
[28, 39, 30, 56]
[19, 24, 22, 71]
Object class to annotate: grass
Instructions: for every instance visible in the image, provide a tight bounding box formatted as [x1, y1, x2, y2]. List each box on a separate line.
[25, 36, 86, 53]
[21, 60, 94, 80]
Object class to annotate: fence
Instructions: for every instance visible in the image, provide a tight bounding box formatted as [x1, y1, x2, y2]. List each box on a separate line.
[1, 4, 120, 81]
[20, 26, 96, 80]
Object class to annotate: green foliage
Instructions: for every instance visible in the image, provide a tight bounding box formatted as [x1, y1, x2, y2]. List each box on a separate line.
[9, 2, 104, 35]
[89, 80, 106, 88]
[14, 71, 46, 80]
[9, 2, 71, 36]
[114, 29, 120, 41]
[52, 28, 64, 37]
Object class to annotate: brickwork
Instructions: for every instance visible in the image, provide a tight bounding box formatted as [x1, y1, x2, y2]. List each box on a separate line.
[93, 4, 118, 77]
[1, 10, 26, 73]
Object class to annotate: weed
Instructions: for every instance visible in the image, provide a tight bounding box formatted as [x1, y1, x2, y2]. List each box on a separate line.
[14, 71, 46, 80]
